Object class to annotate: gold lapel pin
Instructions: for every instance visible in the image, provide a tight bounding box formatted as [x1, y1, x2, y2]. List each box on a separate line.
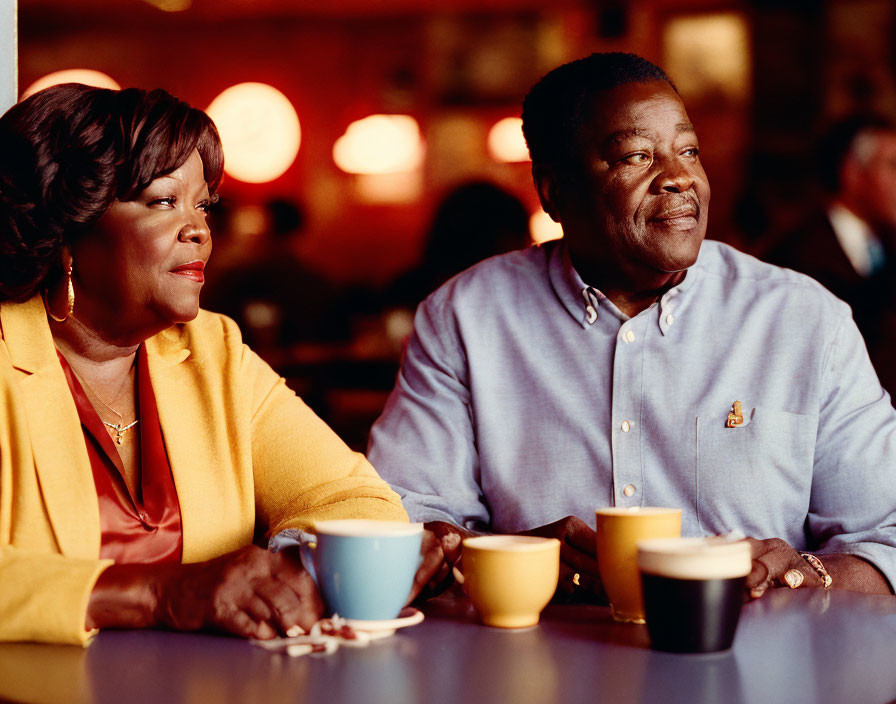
[726, 401, 744, 428]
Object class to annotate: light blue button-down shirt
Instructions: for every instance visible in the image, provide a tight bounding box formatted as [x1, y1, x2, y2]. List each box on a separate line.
[368, 239, 896, 586]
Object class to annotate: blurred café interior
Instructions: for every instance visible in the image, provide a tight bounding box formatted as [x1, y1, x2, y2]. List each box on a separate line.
[11, 0, 896, 448]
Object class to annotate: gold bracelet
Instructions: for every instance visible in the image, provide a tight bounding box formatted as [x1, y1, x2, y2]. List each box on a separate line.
[799, 552, 833, 589]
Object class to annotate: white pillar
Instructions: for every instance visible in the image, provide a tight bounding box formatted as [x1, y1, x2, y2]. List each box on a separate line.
[0, 0, 17, 113]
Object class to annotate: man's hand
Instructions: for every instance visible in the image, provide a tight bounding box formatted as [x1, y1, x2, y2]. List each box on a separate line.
[521, 516, 604, 603]
[88, 545, 325, 640]
[744, 537, 823, 599]
[407, 521, 468, 604]
[409, 516, 606, 605]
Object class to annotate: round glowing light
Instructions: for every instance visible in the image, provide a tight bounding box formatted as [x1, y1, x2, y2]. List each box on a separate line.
[207, 83, 301, 184]
[22, 69, 120, 100]
[487, 117, 530, 163]
[143, 0, 192, 10]
[333, 115, 425, 175]
[529, 211, 564, 244]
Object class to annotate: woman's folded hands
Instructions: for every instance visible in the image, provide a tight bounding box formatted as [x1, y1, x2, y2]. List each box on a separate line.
[87, 545, 324, 639]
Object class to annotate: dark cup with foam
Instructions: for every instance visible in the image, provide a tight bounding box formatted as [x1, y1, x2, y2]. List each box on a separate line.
[637, 537, 752, 653]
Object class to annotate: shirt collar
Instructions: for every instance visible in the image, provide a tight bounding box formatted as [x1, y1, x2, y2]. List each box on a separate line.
[547, 241, 596, 328]
[827, 203, 881, 276]
[547, 239, 702, 333]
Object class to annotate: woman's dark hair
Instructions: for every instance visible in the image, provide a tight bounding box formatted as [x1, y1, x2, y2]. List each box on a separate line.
[0, 83, 224, 301]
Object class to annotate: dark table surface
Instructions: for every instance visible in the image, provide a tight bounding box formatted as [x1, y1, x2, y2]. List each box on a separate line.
[2, 588, 895, 704]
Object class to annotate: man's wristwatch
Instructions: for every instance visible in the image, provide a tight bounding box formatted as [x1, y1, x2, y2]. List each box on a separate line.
[799, 552, 833, 589]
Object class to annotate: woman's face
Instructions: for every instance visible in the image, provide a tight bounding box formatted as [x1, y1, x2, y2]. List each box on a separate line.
[73, 149, 214, 335]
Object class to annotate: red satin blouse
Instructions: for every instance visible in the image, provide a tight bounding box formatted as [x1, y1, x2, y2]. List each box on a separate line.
[58, 347, 183, 563]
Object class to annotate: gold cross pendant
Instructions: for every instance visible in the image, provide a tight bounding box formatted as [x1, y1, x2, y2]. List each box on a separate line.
[104, 419, 139, 444]
[726, 401, 744, 428]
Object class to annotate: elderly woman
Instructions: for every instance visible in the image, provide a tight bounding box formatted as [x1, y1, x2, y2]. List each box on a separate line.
[0, 84, 407, 645]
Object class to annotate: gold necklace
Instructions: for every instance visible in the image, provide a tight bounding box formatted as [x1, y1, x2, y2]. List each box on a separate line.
[78, 368, 139, 445]
[102, 417, 139, 446]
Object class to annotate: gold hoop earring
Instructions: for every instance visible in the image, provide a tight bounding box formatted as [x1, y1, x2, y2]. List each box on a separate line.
[45, 265, 75, 323]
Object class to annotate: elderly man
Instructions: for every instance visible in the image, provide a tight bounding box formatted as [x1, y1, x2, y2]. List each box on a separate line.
[370, 53, 896, 602]
[766, 115, 896, 394]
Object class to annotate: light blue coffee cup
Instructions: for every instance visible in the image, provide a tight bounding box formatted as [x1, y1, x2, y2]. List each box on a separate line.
[299, 519, 424, 621]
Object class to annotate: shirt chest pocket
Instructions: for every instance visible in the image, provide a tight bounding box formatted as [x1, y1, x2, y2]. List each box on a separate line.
[695, 408, 817, 534]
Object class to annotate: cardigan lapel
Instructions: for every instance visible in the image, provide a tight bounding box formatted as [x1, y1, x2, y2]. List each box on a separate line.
[1, 298, 100, 559]
[146, 321, 255, 563]
[144, 325, 220, 563]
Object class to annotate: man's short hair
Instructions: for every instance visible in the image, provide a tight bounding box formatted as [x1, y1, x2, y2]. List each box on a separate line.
[817, 114, 895, 193]
[521, 52, 675, 170]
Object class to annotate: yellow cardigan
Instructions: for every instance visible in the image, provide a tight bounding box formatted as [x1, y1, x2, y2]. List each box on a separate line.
[0, 297, 407, 644]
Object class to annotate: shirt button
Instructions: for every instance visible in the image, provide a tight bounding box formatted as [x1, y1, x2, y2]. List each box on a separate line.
[624, 329, 635, 343]
[666, 314, 674, 326]
[621, 420, 631, 432]
[586, 306, 597, 324]
[623, 484, 636, 497]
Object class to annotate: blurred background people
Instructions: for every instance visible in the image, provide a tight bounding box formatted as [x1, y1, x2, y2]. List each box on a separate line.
[313, 180, 533, 450]
[763, 115, 896, 394]
[204, 198, 348, 355]
[385, 180, 533, 314]
[378, 179, 532, 359]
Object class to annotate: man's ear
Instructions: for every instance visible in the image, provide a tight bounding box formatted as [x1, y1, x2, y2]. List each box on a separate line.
[533, 164, 563, 223]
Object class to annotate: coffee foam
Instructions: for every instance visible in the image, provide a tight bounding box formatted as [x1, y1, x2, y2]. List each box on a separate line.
[313, 519, 423, 537]
[595, 507, 681, 517]
[463, 535, 560, 552]
[637, 537, 752, 580]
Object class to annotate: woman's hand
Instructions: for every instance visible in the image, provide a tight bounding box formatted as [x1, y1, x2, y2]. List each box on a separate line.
[88, 545, 324, 639]
[407, 521, 467, 604]
[521, 516, 604, 603]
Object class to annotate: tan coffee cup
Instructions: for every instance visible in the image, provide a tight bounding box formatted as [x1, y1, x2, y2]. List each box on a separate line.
[458, 535, 560, 628]
[594, 507, 682, 623]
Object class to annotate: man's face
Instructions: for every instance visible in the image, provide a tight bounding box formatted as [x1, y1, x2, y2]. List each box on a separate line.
[851, 131, 896, 231]
[546, 80, 710, 286]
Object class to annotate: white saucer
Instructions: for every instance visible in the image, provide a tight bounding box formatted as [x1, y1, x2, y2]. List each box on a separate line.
[342, 607, 424, 636]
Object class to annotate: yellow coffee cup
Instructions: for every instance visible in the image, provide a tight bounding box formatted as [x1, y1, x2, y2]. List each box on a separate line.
[458, 535, 560, 628]
[594, 507, 682, 624]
